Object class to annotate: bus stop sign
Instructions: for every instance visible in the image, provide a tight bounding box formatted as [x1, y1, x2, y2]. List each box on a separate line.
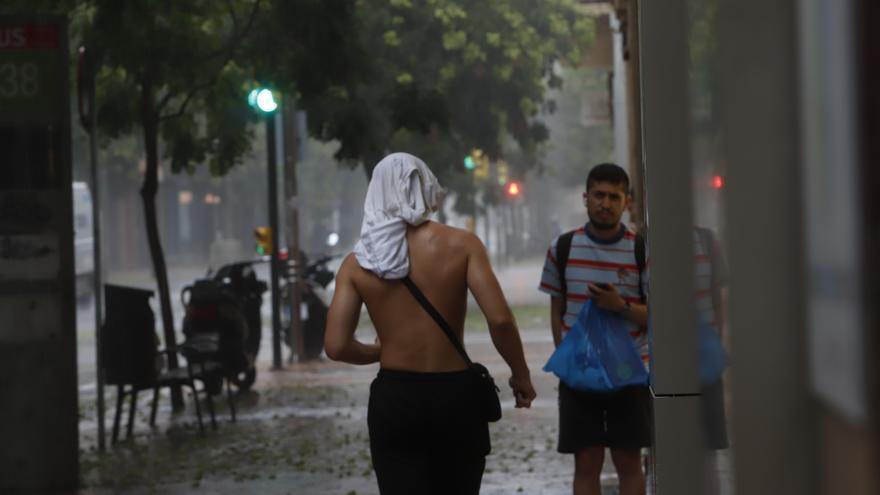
[0, 16, 78, 493]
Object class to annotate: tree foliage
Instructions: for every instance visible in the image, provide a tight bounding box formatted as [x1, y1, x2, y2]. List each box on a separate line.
[73, 0, 363, 177]
[3, 0, 594, 349]
[31, 0, 365, 384]
[302, 0, 594, 178]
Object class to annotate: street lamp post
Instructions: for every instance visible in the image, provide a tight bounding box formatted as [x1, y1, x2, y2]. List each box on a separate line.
[249, 87, 283, 369]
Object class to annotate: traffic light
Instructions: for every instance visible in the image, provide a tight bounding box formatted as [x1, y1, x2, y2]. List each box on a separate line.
[254, 226, 273, 255]
[496, 160, 509, 186]
[247, 87, 278, 113]
[466, 149, 489, 180]
[505, 180, 522, 198]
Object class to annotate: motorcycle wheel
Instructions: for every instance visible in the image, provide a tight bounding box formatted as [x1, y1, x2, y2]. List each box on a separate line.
[235, 368, 256, 392]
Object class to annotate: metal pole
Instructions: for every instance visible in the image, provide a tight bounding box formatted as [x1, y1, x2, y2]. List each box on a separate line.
[78, 45, 106, 452]
[282, 101, 304, 363]
[88, 65, 105, 453]
[624, 0, 645, 230]
[267, 114, 283, 369]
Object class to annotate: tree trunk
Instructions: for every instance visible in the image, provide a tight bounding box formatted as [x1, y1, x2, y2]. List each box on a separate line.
[140, 79, 183, 410]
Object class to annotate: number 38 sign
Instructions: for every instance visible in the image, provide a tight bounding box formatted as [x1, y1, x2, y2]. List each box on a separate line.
[0, 22, 63, 122]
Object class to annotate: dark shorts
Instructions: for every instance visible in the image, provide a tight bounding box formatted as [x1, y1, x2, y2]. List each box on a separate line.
[368, 368, 490, 495]
[558, 382, 652, 452]
[701, 379, 729, 450]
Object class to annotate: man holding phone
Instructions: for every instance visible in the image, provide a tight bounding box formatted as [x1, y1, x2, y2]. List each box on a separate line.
[538, 163, 650, 495]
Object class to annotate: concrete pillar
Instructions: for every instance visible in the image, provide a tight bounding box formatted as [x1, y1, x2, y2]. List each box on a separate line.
[638, 1, 704, 493]
[718, 0, 818, 493]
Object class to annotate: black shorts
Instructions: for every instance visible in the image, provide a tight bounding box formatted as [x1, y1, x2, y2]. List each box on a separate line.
[368, 368, 490, 495]
[701, 379, 729, 450]
[558, 382, 652, 452]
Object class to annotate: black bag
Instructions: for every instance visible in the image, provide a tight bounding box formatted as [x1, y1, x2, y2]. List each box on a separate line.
[402, 276, 502, 422]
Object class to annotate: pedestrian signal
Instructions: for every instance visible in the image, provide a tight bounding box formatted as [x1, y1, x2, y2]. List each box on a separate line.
[254, 226, 273, 255]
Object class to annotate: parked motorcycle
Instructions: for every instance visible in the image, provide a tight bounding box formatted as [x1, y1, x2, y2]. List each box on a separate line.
[180, 261, 267, 392]
[281, 251, 337, 361]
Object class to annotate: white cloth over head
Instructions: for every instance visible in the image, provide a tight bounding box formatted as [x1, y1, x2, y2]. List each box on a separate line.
[353, 152, 447, 279]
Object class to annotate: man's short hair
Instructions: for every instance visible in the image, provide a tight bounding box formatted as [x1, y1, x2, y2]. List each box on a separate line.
[586, 163, 630, 192]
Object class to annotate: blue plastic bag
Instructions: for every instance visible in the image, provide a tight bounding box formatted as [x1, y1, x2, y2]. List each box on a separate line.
[698, 318, 727, 384]
[544, 300, 648, 392]
[644, 316, 728, 385]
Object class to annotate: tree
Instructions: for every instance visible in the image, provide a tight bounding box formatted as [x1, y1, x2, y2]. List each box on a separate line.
[3, 1, 591, 371]
[67, 0, 363, 407]
[301, 0, 594, 186]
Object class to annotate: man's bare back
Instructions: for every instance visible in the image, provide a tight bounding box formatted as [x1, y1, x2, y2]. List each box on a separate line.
[325, 221, 535, 404]
[347, 221, 473, 371]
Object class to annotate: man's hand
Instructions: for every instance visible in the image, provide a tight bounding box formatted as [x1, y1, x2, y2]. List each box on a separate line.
[587, 282, 627, 313]
[508, 374, 536, 408]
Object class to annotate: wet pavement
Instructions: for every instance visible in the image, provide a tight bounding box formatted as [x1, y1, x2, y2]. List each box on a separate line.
[77, 327, 605, 494]
[76, 258, 733, 494]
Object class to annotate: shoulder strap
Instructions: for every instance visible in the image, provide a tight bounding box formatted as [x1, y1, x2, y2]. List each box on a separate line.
[635, 232, 646, 302]
[555, 230, 575, 299]
[401, 276, 473, 367]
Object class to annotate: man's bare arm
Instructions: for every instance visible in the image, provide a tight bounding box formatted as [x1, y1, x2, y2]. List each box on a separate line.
[465, 234, 535, 407]
[324, 255, 380, 365]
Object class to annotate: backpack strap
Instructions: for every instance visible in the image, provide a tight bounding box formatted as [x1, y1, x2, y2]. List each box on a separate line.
[554, 230, 576, 299]
[634, 232, 646, 302]
[695, 227, 724, 334]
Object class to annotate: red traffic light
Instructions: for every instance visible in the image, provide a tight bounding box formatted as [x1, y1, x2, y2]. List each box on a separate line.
[506, 181, 522, 197]
[711, 175, 724, 190]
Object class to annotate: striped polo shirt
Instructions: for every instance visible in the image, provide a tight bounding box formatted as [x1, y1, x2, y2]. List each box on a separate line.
[693, 228, 725, 331]
[538, 223, 649, 363]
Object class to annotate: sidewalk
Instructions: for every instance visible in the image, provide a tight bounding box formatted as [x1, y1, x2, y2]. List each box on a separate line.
[77, 327, 630, 495]
[76, 258, 734, 494]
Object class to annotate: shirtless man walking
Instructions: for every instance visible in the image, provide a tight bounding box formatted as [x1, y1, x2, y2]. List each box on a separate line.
[325, 153, 536, 495]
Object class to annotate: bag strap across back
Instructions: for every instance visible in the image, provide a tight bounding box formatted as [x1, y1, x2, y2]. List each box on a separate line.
[401, 276, 474, 367]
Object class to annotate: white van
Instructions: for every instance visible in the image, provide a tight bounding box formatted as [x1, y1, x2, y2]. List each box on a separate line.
[73, 182, 94, 300]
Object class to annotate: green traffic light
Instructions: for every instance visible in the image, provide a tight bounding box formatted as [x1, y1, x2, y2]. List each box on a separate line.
[464, 156, 476, 170]
[247, 88, 278, 113]
[256, 89, 277, 112]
